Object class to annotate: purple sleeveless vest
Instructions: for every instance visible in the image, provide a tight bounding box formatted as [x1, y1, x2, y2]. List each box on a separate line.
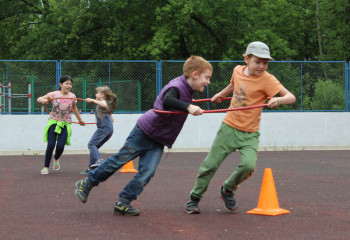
[137, 75, 193, 148]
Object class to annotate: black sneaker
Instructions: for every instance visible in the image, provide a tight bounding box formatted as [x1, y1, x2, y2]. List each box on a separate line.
[90, 159, 104, 169]
[75, 178, 93, 203]
[185, 198, 201, 214]
[80, 168, 91, 175]
[220, 186, 237, 212]
[114, 201, 140, 216]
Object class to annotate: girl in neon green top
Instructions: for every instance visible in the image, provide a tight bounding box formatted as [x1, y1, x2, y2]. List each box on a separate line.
[37, 75, 85, 175]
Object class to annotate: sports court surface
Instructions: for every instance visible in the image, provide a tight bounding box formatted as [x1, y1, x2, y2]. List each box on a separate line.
[0, 150, 349, 240]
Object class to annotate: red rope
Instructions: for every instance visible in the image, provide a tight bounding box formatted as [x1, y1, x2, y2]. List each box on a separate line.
[42, 97, 111, 124]
[192, 97, 232, 103]
[153, 97, 269, 114]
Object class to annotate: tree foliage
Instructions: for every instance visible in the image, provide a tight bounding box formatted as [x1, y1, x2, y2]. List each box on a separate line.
[0, 0, 349, 61]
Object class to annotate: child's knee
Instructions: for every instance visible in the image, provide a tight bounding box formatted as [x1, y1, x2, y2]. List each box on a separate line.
[87, 142, 94, 148]
[198, 164, 217, 178]
[242, 161, 256, 174]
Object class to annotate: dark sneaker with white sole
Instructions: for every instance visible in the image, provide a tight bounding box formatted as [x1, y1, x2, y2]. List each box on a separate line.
[185, 197, 201, 214]
[75, 178, 93, 203]
[220, 186, 237, 212]
[80, 168, 91, 175]
[114, 201, 140, 216]
[90, 159, 104, 169]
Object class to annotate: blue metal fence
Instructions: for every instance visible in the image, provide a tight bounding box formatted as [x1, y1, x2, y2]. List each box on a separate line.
[0, 60, 348, 114]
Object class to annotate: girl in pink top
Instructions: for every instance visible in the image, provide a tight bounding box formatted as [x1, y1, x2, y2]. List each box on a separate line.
[37, 75, 85, 175]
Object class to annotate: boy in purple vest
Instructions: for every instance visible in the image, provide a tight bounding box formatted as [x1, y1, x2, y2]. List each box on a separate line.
[75, 56, 212, 216]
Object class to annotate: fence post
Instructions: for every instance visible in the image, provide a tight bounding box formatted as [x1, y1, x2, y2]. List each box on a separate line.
[0, 82, 2, 113]
[83, 77, 87, 112]
[28, 83, 31, 113]
[30, 75, 34, 112]
[300, 62, 303, 110]
[346, 62, 349, 111]
[5, 62, 8, 113]
[156, 61, 163, 96]
[8, 82, 11, 114]
[108, 62, 111, 87]
[57, 61, 62, 90]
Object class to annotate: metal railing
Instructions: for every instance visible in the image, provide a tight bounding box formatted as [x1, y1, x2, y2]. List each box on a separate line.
[0, 60, 348, 114]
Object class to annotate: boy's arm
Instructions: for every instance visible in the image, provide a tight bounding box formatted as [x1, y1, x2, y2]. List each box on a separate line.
[211, 83, 235, 103]
[163, 88, 189, 111]
[267, 87, 296, 108]
[163, 87, 203, 116]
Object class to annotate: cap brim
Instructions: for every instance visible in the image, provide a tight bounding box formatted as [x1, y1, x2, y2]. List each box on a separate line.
[254, 54, 274, 61]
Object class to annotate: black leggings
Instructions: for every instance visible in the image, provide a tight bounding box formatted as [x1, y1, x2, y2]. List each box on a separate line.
[44, 124, 68, 168]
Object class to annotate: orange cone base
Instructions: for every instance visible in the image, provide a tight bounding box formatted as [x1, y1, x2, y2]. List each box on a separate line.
[119, 161, 138, 173]
[246, 168, 290, 216]
[247, 207, 290, 216]
[119, 169, 138, 173]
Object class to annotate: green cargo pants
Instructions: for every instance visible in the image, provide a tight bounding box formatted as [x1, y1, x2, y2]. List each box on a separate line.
[190, 122, 260, 199]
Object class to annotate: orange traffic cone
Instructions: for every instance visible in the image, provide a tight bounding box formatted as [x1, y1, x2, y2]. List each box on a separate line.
[247, 168, 290, 216]
[119, 161, 138, 173]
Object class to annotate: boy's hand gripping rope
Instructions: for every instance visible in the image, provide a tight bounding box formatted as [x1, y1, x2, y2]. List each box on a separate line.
[42, 97, 111, 124]
[153, 97, 269, 114]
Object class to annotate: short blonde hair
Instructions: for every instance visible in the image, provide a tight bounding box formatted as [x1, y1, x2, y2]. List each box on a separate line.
[183, 55, 212, 78]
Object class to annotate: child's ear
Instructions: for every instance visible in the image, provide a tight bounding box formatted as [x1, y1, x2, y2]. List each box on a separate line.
[244, 55, 249, 65]
[192, 70, 199, 79]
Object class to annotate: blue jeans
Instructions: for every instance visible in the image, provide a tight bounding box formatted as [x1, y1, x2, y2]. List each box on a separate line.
[88, 115, 113, 167]
[88, 124, 164, 202]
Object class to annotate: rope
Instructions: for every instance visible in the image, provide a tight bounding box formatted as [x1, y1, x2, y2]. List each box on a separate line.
[42, 97, 111, 124]
[192, 97, 232, 103]
[153, 97, 269, 114]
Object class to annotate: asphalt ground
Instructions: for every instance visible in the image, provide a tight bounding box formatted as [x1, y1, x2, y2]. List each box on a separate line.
[0, 150, 349, 240]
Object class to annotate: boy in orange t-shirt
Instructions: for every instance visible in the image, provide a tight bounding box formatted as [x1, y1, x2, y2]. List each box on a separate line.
[186, 41, 296, 214]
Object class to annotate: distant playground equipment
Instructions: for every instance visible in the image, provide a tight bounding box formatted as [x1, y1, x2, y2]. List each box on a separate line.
[0, 82, 32, 113]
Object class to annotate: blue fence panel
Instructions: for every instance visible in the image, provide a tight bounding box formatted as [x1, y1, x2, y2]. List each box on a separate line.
[0, 60, 348, 114]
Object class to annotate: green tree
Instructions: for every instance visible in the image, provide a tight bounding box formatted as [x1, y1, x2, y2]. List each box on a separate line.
[310, 79, 346, 110]
[0, 0, 349, 61]
[317, 0, 350, 61]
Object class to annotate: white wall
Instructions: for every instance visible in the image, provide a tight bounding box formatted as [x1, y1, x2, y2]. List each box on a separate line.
[1, 112, 350, 155]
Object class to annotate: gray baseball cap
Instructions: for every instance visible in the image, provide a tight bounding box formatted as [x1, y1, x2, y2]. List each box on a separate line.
[244, 41, 274, 61]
